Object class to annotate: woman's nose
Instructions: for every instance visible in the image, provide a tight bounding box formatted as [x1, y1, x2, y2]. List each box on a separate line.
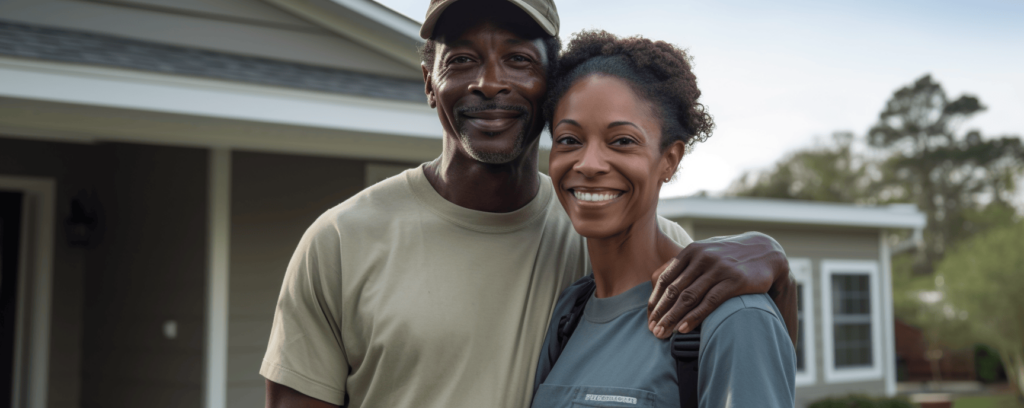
[573, 145, 610, 177]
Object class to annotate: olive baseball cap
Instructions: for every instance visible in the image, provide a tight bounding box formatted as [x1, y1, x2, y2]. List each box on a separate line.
[419, 0, 560, 39]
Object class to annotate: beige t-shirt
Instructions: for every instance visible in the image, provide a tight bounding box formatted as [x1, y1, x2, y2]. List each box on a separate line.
[260, 166, 692, 408]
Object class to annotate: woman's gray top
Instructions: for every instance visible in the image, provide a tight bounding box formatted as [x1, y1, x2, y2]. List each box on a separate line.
[532, 281, 795, 408]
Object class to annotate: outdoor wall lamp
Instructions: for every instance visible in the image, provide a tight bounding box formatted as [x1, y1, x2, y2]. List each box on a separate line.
[65, 190, 99, 247]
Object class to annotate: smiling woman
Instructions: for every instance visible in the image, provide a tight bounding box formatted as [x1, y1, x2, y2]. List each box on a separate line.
[532, 30, 795, 408]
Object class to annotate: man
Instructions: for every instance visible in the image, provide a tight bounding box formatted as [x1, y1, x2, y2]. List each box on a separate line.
[263, 1, 796, 407]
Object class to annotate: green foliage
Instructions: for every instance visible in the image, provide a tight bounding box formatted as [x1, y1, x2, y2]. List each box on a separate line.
[975, 344, 1007, 383]
[937, 221, 1024, 352]
[808, 395, 914, 408]
[936, 220, 1024, 397]
[728, 132, 871, 203]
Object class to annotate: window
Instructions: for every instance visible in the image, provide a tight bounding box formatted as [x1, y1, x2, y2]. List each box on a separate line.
[821, 260, 883, 382]
[790, 258, 815, 386]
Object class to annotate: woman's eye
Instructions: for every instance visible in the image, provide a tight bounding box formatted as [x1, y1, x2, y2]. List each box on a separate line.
[611, 137, 637, 146]
[555, 136, 581, 145]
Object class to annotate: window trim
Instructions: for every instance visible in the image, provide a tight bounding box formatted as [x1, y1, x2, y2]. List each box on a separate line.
[820, 259, 884, 383]
[790, 258, 816, 387]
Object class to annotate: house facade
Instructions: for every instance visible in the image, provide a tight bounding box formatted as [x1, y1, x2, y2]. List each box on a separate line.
[0, 1, 435, 407]
[660, 197, 925, 408]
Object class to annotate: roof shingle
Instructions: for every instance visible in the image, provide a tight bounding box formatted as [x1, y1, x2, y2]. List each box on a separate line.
[0, 20, 426, 103]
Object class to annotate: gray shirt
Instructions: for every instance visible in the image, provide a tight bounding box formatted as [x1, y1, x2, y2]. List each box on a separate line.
[532, 281, 795, 408]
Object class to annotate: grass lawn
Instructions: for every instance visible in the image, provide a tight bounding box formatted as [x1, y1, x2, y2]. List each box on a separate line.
[954, 395, 1024, 408]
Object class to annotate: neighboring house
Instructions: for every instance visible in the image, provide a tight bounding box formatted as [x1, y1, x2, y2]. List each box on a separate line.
[894, 318, 976, 382]
[659, 197, 925, 408]
[0, 2, 927, 408]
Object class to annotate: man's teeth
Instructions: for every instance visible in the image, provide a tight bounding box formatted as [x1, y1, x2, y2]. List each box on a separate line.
[573, 191, 620, 202]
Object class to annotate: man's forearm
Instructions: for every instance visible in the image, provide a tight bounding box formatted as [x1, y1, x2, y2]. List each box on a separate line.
[266, 380, 339, 408]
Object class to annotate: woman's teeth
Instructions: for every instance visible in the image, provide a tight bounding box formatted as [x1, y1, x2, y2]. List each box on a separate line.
[574, 191, 620, 202]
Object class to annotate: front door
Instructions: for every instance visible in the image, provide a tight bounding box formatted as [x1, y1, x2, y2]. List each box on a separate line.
[0, 191, 23, 408]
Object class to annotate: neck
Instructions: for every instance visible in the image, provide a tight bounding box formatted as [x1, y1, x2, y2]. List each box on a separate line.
[587, 213, 683, 298]
[423, 139, 541, 213]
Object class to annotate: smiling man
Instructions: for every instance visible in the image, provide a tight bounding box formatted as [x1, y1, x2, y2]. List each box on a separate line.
[262, 1, 796, 407]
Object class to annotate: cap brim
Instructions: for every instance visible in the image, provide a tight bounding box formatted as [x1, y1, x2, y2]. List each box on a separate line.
[419, 0, 557, 39]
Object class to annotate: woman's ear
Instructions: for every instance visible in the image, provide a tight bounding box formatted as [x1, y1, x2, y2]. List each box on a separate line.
[659, 141, 686, 183]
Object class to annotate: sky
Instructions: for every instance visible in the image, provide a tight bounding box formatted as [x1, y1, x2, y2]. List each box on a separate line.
[375, 0, 1024, 197]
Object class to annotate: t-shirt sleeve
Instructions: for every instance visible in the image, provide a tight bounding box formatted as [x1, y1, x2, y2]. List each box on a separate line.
[260, 217, 348, 406]
[697, 304, 796, 408]
[656, 216, 693, 247]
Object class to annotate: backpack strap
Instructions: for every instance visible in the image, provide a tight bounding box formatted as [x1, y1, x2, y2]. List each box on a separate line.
[550, 277, 596, 363]
[671, 327, 702, 408]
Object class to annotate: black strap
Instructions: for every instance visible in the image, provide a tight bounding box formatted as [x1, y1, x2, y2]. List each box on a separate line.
[551, 278, 596, 364]
[671, 327, 701, 408]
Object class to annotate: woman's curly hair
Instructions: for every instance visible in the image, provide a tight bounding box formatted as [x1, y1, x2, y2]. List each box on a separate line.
[544, 30, 714, 150]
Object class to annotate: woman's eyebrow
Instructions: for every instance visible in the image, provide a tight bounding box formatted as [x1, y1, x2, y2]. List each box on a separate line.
[608, 121, 641, 130]
[556, 119, 581, 127]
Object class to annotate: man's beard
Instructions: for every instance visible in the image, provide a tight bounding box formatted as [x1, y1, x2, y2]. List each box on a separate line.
[455, 103, 532, 164]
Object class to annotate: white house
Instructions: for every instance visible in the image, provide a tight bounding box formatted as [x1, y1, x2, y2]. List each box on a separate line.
[660, 197, 925, 407]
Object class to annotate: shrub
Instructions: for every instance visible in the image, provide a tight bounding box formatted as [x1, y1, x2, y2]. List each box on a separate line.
[808, 395, 914, 408]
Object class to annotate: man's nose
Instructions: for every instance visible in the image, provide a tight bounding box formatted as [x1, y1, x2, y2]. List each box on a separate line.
[467, 60, 511, 99]
[574, 144, 611, 178]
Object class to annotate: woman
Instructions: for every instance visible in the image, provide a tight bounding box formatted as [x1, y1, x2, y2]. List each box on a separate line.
[532, 31, 795, 408]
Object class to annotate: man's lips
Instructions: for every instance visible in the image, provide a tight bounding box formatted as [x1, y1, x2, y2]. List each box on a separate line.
[461, 110, 522, 119]
[460, 110, 524, 133]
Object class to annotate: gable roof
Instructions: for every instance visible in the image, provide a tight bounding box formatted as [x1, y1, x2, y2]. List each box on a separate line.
[0, 20, 425, 103]
[266, 0, 424, 68]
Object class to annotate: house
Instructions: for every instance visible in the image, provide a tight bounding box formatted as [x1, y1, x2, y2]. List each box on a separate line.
[0, 1, 435, 407]
[0, 1, 927, 408]
[659, 197, 926, 407]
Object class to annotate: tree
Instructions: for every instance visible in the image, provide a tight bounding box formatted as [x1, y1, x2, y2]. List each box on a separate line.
[867, 75, 1024, 273]
[727, 132, 873, 203]
[935, 221, 1024, 400]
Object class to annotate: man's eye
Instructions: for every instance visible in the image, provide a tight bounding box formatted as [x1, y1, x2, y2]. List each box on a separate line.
[510, 55, 532, 63]
[449, 56, 473, 64]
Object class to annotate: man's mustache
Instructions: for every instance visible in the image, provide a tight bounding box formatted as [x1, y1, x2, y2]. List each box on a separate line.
[456, 103, 530, 117]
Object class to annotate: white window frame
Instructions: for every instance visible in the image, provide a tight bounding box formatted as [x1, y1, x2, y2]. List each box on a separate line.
[789, 258, 816, 386]
[820, 259, 884, 383]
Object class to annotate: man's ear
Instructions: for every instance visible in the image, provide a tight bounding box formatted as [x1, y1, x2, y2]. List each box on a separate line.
[660, 141, 686, 183]
[422, 64, 436, 109]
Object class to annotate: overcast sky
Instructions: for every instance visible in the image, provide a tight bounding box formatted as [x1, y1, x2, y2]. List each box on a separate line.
[376, 0, 1024, 197]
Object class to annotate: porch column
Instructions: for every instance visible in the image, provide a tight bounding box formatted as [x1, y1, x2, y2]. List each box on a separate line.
[205, 148, 231, 408]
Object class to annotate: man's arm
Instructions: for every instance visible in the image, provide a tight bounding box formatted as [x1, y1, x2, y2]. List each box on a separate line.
[646, 232, 798, 345]
[267, 380, 339, 408]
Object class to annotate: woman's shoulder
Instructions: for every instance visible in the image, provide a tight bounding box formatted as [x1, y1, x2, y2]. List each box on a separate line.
[700, 294, 784, 344]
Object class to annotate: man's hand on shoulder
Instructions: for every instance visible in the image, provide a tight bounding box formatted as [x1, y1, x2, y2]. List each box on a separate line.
[266, 380, 340, 408]
[646, 232, 797, 343]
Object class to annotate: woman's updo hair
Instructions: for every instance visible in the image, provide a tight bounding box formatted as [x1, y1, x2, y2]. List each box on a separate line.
[544, 30, 714, 151]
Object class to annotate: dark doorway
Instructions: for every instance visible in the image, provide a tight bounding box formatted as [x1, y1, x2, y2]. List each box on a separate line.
[0, 191, 23, 408]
